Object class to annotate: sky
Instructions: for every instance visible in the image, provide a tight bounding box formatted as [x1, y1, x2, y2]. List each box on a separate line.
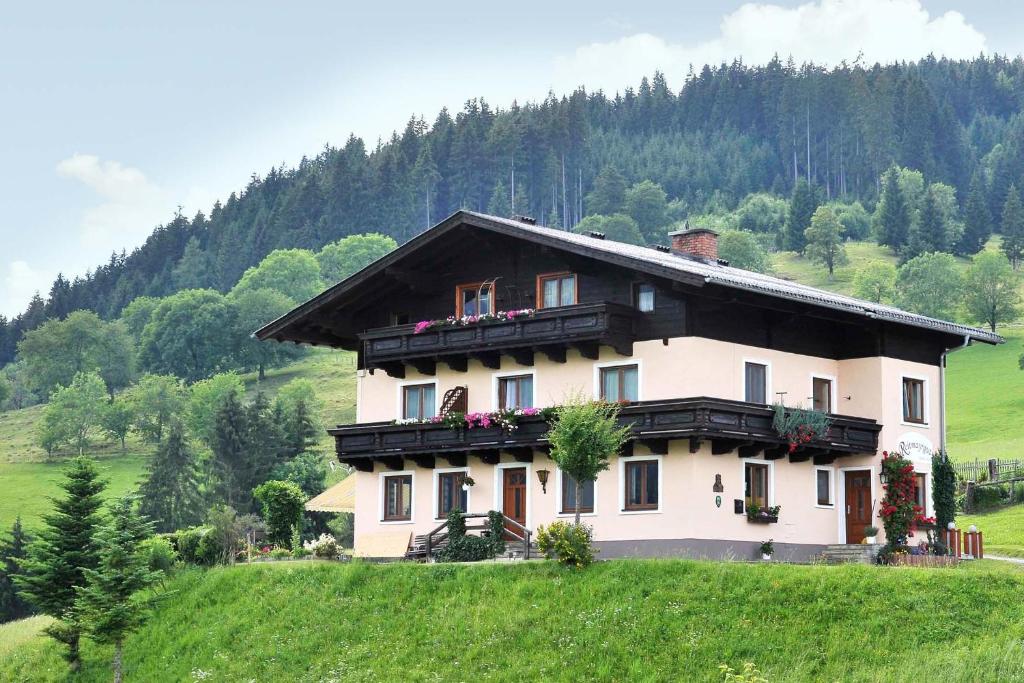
[1, 0, 1021, 317]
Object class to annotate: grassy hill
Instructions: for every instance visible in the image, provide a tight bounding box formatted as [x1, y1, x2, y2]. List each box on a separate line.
[0, 349, 356, 530]
[3, 559, 1024, 682]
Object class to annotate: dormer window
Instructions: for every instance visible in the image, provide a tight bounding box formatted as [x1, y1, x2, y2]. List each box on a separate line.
[456, 282, 492, 317]
[537, 272, 576, 308]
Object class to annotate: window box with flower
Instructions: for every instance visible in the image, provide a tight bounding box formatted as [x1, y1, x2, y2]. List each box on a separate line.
[746, 504, 781, 524]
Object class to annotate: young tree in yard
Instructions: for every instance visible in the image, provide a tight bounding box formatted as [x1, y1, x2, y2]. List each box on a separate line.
[895, 253, 963, 320]
[548, 400, 630, 525]
[126, 374, 187, 443]
[963, 251, 1020, 333]
[874, 167, 911, 253]
[804, 206, 847, 278]
[853, 262, 898, 303]
[138, 421, 205, 533]
[782, 179, 819, 252]
[75, 497, 160, 683]
[718, 230, 771, 273]
[317, 234, 397, 284]
[1001, 185, 1024, 269]
[0, 517, 34, 623]
[15, 457, 106, 672]
[101, 396, 135, 451]
[38, 371, 109, 454]
[253, 480, 306, 547]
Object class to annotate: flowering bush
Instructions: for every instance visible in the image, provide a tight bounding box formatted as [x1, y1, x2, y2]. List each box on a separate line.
[879, 450, 935, 548]
[303, 533, 339, 559]
[413, 308, 536, 334]
[536, 521, 595, 568]
[772, 404, 832, 453]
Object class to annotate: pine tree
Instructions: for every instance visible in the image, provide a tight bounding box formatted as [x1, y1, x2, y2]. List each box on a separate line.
[486, 178, 512, 217]
[0, 516, 34, 623]
[246, 392, 286, 492]
[75, 498, 160, 683]
[585, 165, 627, 216]
[283, 398, 320, 460]
[906, 186, 947, 259]
[138, 421, 204, 533]
[957, 174, 992, 256]
[875, 167, 911, 252]
[783, 179, 818, 252]
[1001, 184, 1024, 269]
[14, 457, 106, 671]
[210, 392, 249, 511]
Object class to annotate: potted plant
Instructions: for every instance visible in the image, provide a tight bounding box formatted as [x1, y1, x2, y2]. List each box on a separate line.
[746, 503, 781, 523]
[863, 525, 879, 545]
[760, 539, 774, 561]
[461, 474, 476, 491]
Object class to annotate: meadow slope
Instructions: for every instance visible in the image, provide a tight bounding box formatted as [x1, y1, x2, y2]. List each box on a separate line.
[3, 560, 1024, 682]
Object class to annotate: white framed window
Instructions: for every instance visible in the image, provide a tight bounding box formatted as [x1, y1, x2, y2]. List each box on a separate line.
[379, 470, 415, 524]
[901, 375, 929, 426]
[743, 359, 771, 404]
[742, 458, 775, 511]
[618, 455, 662, 514]
[396, 379, 438, 420]
[814, 466, 835, 508]
[433, 467, 470, 519]
[595, 359, 642, 402]
[633, 283, 655, 313]
[491, 369, 537, 411]
[555, 468, 598, 517]
[810, 374, 837, 413]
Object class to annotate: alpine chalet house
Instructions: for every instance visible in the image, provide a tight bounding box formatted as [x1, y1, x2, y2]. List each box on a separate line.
[257, 211, 1000, 561]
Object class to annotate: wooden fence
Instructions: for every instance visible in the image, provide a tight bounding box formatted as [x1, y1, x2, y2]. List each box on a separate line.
[952, 458, 1023, 482]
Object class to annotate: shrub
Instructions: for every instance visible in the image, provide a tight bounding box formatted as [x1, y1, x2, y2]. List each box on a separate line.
[536, 521, 595, 568]
[253, 480, 306, 548]
[195, 529, 224, 566]
[434, 509, 505, 563]
[292, 545, 311, 559]
[303, 533, 339, 559]
[175, 527, 205, 564]
[176, 526, 222, 566]
[269, 548, 291, 560]
[140, 535, 178, 574]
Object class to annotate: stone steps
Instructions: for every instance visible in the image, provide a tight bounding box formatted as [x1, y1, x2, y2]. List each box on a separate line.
[821, 544, 881, 565]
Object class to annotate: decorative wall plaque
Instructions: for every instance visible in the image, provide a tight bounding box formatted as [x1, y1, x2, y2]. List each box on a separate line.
[713, 474, 724, 493]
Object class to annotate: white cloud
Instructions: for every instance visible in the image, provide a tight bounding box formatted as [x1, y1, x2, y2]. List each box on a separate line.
[2, 261, 52, 317]
[553, 0, 987, 92]
[55, 153, 171, 248]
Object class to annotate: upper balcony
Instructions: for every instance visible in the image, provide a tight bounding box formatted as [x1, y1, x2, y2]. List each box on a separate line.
[359, 302, 638, 378]
[330, 397, 882, 471]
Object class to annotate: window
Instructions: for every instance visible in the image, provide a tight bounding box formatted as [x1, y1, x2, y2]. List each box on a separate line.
[437, 471, 468, 518]
[903, 378, 926, 424]
[456, 282, 492, 317]
[744, 362, 768, 404]
[634, 283, 655, 313]
[816, 468, 834, 506]
[745, 462, 769, 509]
[561, 473, 595, 514]
[624, 460, 659, 510]
[914, 473, 927, 512]
[498, 375, 534, 410]
[383, 474, 412, 521]
[390, 312, 410, 326]
[600, 364, 639, 402]
[812, 377, 833, 413]
[537, 272, 576, 308]
[402, 383, 436, 420]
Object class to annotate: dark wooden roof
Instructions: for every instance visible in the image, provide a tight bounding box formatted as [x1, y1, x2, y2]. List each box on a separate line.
[255, 210, 1002, 348]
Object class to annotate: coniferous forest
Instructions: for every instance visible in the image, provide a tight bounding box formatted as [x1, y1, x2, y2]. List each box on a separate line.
[4, 55, 1024, 365]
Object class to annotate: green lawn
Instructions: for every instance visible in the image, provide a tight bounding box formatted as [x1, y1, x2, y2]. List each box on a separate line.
[3, 559, 1024, 682]
[960, 504, 1024, 559]
[770, 240, 900, 296]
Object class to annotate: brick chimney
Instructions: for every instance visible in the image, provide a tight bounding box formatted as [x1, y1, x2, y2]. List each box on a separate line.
[668, 225, 719, 262]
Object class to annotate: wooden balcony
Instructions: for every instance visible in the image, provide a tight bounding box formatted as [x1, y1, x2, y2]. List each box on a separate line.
[359, 302, 638, 378]
[330, 397, 882, 471]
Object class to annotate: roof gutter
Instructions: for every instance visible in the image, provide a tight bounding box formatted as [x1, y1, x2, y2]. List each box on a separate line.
[939, 334, 971, 456]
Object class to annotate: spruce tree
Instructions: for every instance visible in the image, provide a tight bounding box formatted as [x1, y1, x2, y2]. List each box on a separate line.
[0, 516, 34, 623]
[486, 178, 512, 217]
[75, 498, 160, 683]
[957, 174, 992, 256]
[585, 165, 627, 216]
[875, 167, 911, 252]
[906, 186, 947, 259]
[246, 392, 286, 494]
[1001, 184, 1024, 269]
[783, 179, 818, 252]
[283, 398, 320, 460]
[15, 457, 106, 671]
[138, 421, 204, 533]
[210, 392, 249, 511]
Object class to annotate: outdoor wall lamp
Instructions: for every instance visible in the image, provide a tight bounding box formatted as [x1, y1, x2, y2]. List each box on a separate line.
[536, 469, 550, 494]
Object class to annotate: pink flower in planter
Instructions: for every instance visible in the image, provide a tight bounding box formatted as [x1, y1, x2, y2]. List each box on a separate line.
[413, 321, 432, 334]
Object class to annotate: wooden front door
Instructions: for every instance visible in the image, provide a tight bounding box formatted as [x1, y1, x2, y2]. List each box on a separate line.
[845, 471, 873, 544]
[502, 467, 527, 536]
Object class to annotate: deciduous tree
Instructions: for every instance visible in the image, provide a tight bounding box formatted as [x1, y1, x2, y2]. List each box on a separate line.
[316, 234, 398, 284]
[895, 252, 963, 320]
[853, 262, 897, 303]
[963, 251, 1020, 333]
[804, 206, 847, 278]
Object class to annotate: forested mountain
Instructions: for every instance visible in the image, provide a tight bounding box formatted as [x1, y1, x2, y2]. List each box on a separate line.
[4, 54, 1024, 365]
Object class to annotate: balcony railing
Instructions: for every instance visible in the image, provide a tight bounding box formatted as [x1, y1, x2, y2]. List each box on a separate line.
[359, 302, 637, 378]
[330, 397, 882, 471]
